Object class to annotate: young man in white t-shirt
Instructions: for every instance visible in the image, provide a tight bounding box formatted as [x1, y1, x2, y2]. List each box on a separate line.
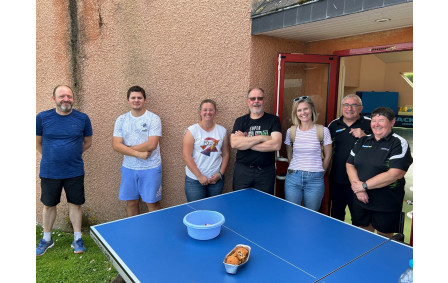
[113, 86, 162, 217]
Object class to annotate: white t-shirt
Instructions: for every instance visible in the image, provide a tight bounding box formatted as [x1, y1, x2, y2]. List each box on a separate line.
[284, 124, 332, 172]
[185, 123, 227, 179]
[113, 110, 162, 170]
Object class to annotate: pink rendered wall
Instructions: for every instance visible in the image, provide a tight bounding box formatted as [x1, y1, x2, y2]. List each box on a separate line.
[36, 0, 307, 229]
[36, 1, 412, 230]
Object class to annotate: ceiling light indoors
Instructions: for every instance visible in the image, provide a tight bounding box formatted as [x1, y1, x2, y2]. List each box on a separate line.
[375, 18, 391, 23]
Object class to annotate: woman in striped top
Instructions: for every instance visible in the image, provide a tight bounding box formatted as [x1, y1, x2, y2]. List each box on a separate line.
[284, 96, 332, 211]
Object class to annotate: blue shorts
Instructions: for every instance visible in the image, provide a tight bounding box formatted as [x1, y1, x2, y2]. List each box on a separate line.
[119, 165, 162, 203]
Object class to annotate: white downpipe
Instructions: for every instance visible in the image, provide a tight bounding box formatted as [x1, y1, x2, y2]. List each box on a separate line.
[276, 54, 282, 160]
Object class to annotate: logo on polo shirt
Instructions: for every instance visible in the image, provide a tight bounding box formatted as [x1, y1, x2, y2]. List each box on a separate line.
[336, 128, 346, 133]
[362, 145, 372, 148]
[381, 147, 390, 151]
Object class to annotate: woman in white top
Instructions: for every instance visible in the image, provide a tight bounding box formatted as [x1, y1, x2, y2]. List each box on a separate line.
[182, 99, 230, 202]
[284, 96, 332, 211]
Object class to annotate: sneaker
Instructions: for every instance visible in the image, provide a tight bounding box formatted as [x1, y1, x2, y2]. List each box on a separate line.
[71, 238, 86, 254]
[36, 238, 54, 256]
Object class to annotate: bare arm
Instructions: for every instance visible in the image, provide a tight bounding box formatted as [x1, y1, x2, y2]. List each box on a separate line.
[251, 132, 282, 152]
[130, 136, 160, 152]
[182, 130, 208, 185]
[286, 144, 292, 163]
[219, 134, 230, 174]
[36, 136, 42, 154]
[230, 131, 272, 150]
[346, 163, 369, 204]
[322, 144, 332, 171]
[82, 136, 93, 153]
[208, 134, 231, 184]
[362, 168, 407, 191]
[112, 136, 151, 159]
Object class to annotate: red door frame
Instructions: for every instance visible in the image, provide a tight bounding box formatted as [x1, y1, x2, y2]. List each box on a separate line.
[274, 53, 339, 215]
[274, 53, 339, 126]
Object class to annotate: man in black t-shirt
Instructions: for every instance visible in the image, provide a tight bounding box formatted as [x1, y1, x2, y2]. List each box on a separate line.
[231, 88, 282, 194]
[328, 94, 371, 221]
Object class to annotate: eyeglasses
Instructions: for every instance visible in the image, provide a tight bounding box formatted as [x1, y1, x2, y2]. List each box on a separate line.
[248, 96, 264, 101]
[342, 103, 361, 108]
[293, 96, 310, 102]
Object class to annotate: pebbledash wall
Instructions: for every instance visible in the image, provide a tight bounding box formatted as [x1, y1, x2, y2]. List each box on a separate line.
[36, 0, 413, 230]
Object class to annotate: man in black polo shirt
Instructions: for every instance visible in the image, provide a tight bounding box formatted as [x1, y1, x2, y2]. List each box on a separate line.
[231, 88, 282, 194]
[346, 107, 413, 237]
[328, 94, 371, 221]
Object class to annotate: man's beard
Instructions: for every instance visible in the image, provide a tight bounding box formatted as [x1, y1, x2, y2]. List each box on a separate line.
[250, 104, 263, 115]
[57, 103, 73, 113]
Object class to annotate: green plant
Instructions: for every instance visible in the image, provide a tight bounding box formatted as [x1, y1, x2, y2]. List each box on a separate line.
[36, 225, 118, 282]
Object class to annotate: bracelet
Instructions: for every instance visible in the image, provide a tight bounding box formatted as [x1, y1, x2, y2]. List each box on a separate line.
[218, 172, 223, 180]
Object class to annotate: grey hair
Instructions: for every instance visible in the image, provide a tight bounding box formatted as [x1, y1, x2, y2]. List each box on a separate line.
[341, 94, 362, 105]
[53, 85, 73, 97]
[247, 87, 265, 98]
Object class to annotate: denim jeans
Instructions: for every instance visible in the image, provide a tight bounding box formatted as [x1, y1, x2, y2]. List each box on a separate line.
[284, 170, 325, 211]
[184, 175, 224, 202]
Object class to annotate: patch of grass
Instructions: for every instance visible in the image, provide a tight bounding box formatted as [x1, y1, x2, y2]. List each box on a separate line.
[36, 225, 118, 282]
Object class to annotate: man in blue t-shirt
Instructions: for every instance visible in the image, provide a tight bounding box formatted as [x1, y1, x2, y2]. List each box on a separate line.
[36, 85, 93, 256]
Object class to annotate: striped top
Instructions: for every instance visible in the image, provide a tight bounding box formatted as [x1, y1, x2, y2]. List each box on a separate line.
[284, 124, 332, 172]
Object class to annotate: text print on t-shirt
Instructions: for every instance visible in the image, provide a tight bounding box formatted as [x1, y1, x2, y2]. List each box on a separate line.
[247, 126, 269, 137]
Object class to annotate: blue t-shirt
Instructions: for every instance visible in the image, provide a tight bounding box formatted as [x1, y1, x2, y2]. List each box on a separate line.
[36, 109, 93, 179]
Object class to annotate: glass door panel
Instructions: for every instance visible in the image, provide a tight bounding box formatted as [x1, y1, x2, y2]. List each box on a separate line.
[274, 54, 338, 215]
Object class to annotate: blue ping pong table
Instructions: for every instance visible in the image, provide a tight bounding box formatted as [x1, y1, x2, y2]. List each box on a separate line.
[91, 189, 413, 282]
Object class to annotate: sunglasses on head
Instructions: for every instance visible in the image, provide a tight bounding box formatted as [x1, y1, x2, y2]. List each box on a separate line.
[248, 96, 264, 101]
[293, 96, 310, 102]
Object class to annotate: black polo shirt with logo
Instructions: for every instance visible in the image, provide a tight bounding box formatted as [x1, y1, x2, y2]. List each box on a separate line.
[328, 115, 372, 185]
[346, 131, 413, 212]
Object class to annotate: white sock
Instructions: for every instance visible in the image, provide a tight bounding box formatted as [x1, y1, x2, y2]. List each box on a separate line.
[74, 232, 82, 241]
[43, 232, 51, 242]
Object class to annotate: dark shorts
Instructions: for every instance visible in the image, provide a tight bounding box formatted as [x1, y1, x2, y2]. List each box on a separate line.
[351, 202, 401, 233]
[40, 175, 85, 206]
[232, 162, 275, 195]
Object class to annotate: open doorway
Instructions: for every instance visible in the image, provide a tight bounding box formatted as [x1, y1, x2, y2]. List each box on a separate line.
[337, 50, 413, 118]
[337, 49, 413, 244]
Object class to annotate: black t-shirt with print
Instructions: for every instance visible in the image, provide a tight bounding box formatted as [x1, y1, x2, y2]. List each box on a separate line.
[232, 113, 281, 167]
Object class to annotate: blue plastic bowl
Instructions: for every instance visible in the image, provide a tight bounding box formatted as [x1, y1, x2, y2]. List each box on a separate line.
[183, 210, 225, 240]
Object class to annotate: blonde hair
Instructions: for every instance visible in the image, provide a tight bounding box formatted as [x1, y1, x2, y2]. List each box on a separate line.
[291, 97, 318, 126]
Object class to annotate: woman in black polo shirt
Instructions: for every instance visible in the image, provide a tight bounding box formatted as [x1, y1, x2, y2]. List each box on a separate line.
[346, 107, 413, 238]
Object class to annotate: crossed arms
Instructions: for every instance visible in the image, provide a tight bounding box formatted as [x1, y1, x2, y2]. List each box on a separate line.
[112, 136, 160, 159]
[230, 131, 282, 152]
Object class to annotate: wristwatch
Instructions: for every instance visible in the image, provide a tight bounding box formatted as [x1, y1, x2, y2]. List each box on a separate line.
[362, 182, 368, 191]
